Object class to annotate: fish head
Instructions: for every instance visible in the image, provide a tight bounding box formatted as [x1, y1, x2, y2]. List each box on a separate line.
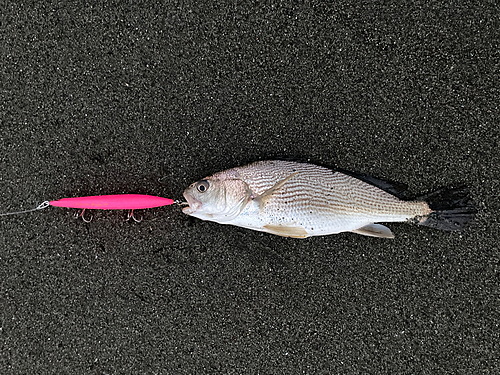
[182, 170, 251, 222]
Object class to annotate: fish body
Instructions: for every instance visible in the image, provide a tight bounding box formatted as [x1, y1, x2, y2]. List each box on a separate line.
[182, 160, 473, 238]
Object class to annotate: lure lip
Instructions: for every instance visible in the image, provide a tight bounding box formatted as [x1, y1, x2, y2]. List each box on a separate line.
[49, 194, 174, 210]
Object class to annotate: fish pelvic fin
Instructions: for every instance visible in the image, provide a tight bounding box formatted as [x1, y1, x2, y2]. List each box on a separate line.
[253, 172, 299, 209]
[263, 224, 309, 238]
[352, 224, 395, 239]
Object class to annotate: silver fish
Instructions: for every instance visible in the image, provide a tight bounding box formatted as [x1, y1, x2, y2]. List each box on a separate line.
[182, 160, 475, 238]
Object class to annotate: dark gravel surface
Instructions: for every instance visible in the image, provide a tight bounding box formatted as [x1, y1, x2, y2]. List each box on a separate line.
[1, 1, 498, 374]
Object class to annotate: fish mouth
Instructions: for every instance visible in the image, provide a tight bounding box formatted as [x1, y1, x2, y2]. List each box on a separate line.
[182, 192, 202, 214]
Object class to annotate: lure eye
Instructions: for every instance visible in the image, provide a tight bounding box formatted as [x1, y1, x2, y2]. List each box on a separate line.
[196, 180, 210, 193]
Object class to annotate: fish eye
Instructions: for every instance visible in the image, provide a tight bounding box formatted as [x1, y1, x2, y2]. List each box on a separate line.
[196, 180, 210, 193]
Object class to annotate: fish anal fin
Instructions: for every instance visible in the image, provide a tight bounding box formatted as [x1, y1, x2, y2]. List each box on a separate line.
[352, 224, 395, 239]
[255, 172, 299, 208]
[263, 224, 309, 238]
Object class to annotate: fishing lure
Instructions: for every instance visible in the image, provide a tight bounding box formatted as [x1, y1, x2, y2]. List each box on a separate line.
[0, 194, 175, 222]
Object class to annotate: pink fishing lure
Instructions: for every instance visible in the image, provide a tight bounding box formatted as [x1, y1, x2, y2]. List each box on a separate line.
[49, 194, 174, 210]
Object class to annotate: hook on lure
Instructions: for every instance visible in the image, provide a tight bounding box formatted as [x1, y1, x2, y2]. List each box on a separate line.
[0, 194, 177, 222]
[126, 209, 143, 223]
[74, 209, 93, 223]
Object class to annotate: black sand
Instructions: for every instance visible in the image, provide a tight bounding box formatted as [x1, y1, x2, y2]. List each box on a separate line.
[1, 2, 498, 373]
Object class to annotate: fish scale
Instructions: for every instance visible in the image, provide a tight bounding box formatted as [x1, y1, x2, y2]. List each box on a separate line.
[235, 161, 423, 216]
[234, 161, 429, 236]
[182, 160, 473, 238]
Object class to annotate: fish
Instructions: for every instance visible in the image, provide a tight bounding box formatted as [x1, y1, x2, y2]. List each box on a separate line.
[182, 160, 475, 238]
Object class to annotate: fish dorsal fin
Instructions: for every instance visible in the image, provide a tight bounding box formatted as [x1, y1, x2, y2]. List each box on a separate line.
[263, 224, 309, 238]
[337, 169, 410, 199]
[254, 172, 299, 208]
[352, 224, 395, 238]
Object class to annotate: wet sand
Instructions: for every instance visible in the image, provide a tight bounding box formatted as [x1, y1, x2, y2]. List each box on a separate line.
[1, 2, 498, 373]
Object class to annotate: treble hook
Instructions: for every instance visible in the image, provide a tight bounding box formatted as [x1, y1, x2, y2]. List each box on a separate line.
[126, 209, 142, 223]
[74, 209, 93, 223]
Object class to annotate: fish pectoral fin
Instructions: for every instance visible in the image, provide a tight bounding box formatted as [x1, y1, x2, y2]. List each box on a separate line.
[254, 172, 299, 208]
[352, 224, 395, 239]
[263, 224, 309, 238]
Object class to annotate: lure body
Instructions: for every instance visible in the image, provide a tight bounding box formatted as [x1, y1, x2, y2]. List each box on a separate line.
[49, 194, 174, 210]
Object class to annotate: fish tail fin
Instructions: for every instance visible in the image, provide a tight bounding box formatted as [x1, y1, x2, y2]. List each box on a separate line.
[417, 186, 476, 231]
